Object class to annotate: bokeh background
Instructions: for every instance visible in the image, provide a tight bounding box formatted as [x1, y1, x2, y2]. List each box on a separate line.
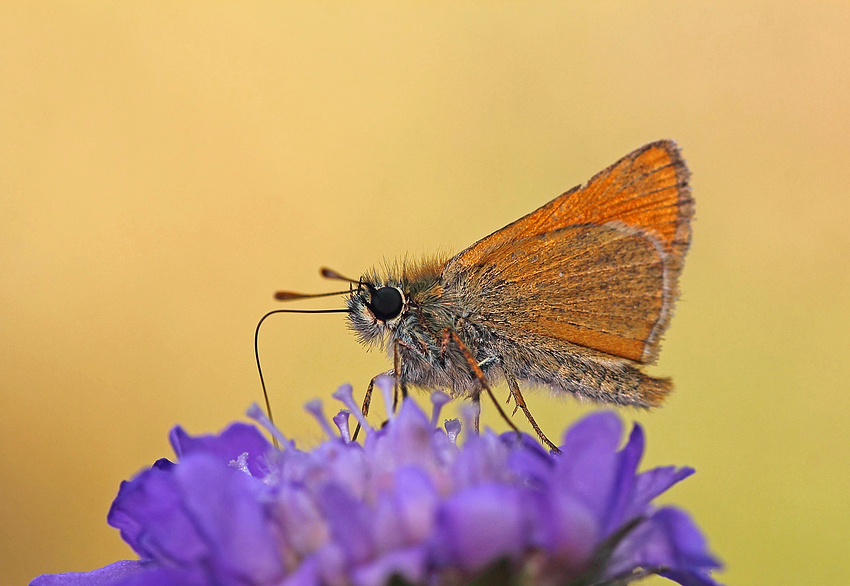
[2, 3, 848, 585]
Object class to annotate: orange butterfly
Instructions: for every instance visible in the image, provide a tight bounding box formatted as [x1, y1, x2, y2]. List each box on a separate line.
[275, 140, 693, 451]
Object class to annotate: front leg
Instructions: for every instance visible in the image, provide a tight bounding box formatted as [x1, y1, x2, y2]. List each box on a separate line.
[352, 369, 393, 441]
[351, 337, 420, 441]
[392, 340, 409, 409]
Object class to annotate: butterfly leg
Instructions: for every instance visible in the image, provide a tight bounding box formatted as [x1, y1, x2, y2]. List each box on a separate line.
[506, 374, 560, 453]
[471, 391, 481, 434]
[440, 328, 520, 438]
[392, 340, 409, 410]
[352, 369, 393, 441]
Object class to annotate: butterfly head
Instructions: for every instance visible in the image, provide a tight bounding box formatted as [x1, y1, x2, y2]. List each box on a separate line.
[347, 278, 408, 346]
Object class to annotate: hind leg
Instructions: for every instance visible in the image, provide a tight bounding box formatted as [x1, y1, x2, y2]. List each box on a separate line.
[506, 374, 560, 453]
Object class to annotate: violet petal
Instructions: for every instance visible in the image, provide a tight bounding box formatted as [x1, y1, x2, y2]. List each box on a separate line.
[174, 455, 284, 585]
[554, 412, 622, 523]
[316, 483, 375, 565]
[351, 547, 427, 586]
[605, 507, 721, 583]
[30, 561, 162, 586]
[169, 423, 271, 477]
[433, 483, 528, 572]
[601, 423, 644, 535]
[106, 466, 208, 564]
[625, 465, 695, 520]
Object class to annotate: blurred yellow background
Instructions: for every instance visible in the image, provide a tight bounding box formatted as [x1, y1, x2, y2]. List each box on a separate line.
[2, 2, 848, 585]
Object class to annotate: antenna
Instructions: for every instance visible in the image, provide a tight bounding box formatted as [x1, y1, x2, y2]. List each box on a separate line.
[321, 267, 361, 285]
[274, 289, 351, 301]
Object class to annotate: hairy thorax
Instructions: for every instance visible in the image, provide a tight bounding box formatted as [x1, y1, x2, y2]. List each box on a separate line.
[346, 255, 496, 395]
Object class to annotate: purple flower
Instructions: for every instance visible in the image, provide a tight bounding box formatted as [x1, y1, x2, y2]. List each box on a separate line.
[32, 378, 723, 586]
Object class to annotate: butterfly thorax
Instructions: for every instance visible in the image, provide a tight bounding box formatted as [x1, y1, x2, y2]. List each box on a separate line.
[346, 255, 491, 394]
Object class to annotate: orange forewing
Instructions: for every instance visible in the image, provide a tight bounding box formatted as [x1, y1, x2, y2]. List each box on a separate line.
[444, 140, 693, 364]
[453, 223, 667, 362]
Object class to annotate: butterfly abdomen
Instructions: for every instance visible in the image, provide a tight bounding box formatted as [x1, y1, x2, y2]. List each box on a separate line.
[495, 334, 673, 408]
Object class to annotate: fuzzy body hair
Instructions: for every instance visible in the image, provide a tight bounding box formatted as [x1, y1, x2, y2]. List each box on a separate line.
[345, 140, 692, 410]
[346, 254, 672, 409]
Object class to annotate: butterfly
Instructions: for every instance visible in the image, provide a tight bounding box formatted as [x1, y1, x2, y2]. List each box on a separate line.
[272, 140, 693, 451]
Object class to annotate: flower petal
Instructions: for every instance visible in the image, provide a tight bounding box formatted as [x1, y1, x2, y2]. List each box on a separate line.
[625, 465, 695, 520]
[451, 431, 510, 489]
[601, 423, 644, 535]
[30, 561, 161, 586]
[106, 466, 208, 564]
[372, 466, 439, 553]
[175, 455, 284, 585]
[605, 507, 722, 584]
[169, 423, 271, 478]
[554, 412, 622, 523]
[316, 483, 375, 565]
[280, 556, 321, 586]
[503, 431, 554, 488]
[538, 487, 599, 567]
[433, 483, 529, 572]
[351, 547, 427, 586]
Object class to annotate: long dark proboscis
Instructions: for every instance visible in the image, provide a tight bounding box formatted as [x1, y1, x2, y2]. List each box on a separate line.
[254, 291, 350, 448]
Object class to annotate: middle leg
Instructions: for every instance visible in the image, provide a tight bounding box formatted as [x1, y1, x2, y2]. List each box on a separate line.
[440, 327, 520, 437]
[352, 369, 392, 441]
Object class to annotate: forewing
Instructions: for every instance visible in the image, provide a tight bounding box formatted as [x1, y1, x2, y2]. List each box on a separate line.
[443, 140, 692, 363]
[448, 140, 693, 271]
[448, 223, 669, 363]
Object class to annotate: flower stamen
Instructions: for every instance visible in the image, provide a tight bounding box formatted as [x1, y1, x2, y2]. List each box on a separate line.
[333, 410, 352, 443]
[332, 383, 372, 433]
[304, 399, 337, 439]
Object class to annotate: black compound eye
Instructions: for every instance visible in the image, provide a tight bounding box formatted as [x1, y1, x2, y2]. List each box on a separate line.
[367, 287, 403, 321]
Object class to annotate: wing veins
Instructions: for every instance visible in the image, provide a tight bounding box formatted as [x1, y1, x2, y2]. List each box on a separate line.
[482, 226, 659, 278]
[531, 319, 646, 340]
[498, 259, 661, 283]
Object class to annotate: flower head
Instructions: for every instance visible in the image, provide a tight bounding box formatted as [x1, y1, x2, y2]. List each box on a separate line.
[32, 378, 722, 586]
